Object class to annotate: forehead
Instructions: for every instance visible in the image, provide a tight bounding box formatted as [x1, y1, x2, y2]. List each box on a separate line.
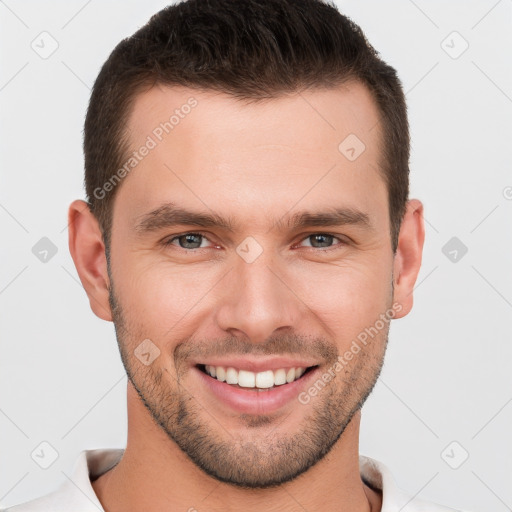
[126, 81, 381, 156]
[114, 82, 386, 231]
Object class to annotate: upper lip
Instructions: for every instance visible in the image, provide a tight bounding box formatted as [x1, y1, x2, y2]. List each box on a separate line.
[195, 357, 319, 373]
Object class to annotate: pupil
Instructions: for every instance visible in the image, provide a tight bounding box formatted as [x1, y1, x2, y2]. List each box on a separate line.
[181, 234, 201, 249]
[311, 234, 332, 248]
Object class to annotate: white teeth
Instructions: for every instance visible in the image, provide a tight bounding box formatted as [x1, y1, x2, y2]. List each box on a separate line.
[205, 365, 217, 377]
[238, 370, 255, 388]
[216, 366, 226, 382]
[203, 365, 309, 388]
[255, 370, 274, 388]
[226, 367, 238, 385]
[274, 368, 287, 385]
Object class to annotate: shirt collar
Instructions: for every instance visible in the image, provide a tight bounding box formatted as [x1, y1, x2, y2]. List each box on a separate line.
[42, 449, 444, 512]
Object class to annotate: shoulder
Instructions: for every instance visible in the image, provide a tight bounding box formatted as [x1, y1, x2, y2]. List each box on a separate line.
[360, 454, 473, 512]
[1, 449, 123, 512]
[1, 489, 66, 512]
[406, 494, 472, 512]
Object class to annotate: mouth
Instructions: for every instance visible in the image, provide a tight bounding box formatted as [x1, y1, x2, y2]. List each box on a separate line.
[193, 363, 321, 415]
[196, 364, 318, 391]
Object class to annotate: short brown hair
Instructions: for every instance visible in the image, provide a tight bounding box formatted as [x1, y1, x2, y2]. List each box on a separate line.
[84, 0, 409, 253]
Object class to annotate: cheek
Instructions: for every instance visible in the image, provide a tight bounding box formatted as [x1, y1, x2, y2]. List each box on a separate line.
[115, 258, 224, 339]
[290, 257, 393, 341]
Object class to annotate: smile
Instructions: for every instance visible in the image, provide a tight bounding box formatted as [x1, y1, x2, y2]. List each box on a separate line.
[199, 364, 315, 390]
[194, 363, 321, 415]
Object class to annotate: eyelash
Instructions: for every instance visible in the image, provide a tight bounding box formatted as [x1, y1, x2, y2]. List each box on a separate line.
[161, 232, 347, 252]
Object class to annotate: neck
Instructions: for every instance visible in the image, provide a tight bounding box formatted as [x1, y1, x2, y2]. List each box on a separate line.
[92, 383, 381, 512]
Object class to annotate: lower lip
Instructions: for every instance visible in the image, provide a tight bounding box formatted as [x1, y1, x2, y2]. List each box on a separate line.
[194, 366, 320, 415]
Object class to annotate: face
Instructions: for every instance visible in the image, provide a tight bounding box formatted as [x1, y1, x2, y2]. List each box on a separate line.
[105, 82, 396, 488]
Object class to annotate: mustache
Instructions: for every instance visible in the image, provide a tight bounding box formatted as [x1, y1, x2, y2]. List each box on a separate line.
[173, 333, 339, 367]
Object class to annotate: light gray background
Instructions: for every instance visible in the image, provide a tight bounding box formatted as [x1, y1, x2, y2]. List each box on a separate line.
[1, 1, 511, 510]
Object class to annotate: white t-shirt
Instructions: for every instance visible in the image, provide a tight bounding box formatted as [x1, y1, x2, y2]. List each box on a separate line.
[2, 449, 468, 511]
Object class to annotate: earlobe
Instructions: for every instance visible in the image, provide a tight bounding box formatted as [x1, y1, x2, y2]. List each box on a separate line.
[67, 199, 113, 321]
[391, 199, 425, 319]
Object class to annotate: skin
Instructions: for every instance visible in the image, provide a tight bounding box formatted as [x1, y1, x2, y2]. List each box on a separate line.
[68, 81, 424, 512]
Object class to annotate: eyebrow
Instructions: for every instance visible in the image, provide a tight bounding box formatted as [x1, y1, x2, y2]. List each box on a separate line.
[134, 202, 372, 234]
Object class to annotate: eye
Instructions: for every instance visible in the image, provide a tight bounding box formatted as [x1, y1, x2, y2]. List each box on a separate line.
[161, 232, 347, 252]
[297, 233, 345, 250]
[163, 233, 213, 250]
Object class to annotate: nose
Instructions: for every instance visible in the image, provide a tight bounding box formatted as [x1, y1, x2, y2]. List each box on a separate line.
[214, 250, 305, 344]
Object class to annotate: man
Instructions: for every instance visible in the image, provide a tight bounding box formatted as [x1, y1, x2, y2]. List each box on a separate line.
[4, 0, 472, 511]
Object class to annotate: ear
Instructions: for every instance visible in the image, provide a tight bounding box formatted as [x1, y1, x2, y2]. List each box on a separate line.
[67, 199, 112, 321]
[392, 199, 425, 318]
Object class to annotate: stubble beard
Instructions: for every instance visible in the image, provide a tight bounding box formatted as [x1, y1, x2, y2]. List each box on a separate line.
[107, 278, 389, 489]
